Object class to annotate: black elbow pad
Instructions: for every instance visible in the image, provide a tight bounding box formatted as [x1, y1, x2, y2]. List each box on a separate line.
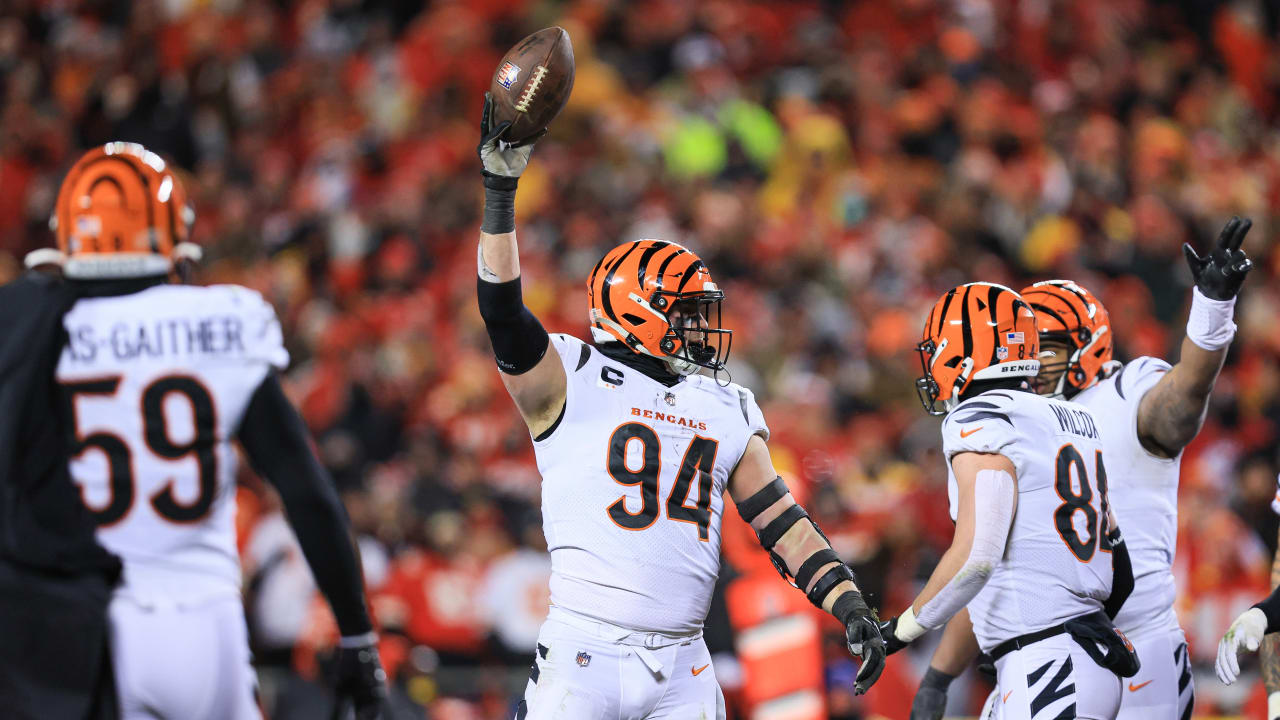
[477, 276, 549, 375]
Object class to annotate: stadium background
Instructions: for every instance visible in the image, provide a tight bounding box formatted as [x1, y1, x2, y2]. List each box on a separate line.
[3, 0, 1280, 718]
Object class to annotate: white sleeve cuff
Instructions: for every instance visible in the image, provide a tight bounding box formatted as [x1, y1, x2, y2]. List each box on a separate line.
[1186, 287, 1237, 351]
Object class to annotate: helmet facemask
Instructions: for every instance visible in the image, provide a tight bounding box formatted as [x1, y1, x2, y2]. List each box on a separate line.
[655, 290, 733, 376]
[915, 337, 971, 416]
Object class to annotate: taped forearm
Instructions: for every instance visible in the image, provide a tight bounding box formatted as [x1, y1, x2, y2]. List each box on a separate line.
[915, 468, 1014, 629]
[239, 375, 372, 637]
[477, 276, 549, 375]
[482, 185, 516, 234]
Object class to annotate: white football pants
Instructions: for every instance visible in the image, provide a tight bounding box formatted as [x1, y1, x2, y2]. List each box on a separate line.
[516, 606, 726, 720]
[110, 593, 261, 720]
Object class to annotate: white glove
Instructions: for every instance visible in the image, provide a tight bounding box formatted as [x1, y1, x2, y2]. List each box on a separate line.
[1216, 606, 1268, 684]
[478, 93, 537, 182]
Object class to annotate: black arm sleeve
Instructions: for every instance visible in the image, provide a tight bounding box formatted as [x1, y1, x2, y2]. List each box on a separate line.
[477, 276, 549, 375]
[239, 373, 372, 637]
[1103, 530, 1134, 620]
[1254, 583, 1280, 633]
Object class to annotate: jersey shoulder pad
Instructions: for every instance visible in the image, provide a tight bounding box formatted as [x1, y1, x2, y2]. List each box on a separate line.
[548, 333, 591, 370]
[942, 391, 1029, 457]
[1110, 356, 1171, 403]
[207, 284, 289, 371]
[724, 382, 769, 442]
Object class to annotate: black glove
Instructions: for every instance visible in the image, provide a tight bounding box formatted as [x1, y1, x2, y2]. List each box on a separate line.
[1183, 216, 1253, 300]
[834, 591, 886, 694]
[332, 640, 389, 720]
[976, 655, 997, 681]
[878, 616, 910, 656]
[477, 93, 540, 191]
[909, 667, 955, 720]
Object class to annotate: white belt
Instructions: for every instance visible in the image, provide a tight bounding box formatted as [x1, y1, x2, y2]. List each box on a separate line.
[547, 606, 702, 674]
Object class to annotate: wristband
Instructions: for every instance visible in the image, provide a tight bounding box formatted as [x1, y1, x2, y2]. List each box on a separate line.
[1269, 691, 1280, 720]
[482, 185, 516, 234]
[895, 605, 929, 642]
[339, 631, 379, 649]
[920, 666, 956, 691]
[831, 590, 869, 627]
[1186, 287, 1237, 351]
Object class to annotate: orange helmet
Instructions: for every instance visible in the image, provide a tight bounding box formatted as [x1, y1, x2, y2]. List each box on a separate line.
[916, 282, 1040, 415]
[51, 142, 194, 279]
[587, 239, 731, 375]
[1020, 280, 1114, 398]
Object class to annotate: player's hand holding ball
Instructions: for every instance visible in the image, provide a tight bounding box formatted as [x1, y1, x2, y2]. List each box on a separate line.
[1183, 215, 1253, 300]
[332, 637, 389, 720]
[477, 26, 574, 192]
[477, 92, 537, 190]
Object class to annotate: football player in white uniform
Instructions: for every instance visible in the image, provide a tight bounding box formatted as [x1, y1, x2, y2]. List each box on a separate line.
[473, 96, 886, 719]
[911, 218, 1254, 720]
[1218, 478, 1280, 710]
[880, 282, 1138, 720]
[46, 143, 386, 720]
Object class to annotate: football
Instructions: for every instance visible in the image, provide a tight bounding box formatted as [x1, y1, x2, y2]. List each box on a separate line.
[489, 27, 575, 144]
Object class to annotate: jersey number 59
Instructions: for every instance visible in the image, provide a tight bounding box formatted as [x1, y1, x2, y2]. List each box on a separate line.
[63, 375, 218, 527]
[606, 423, 717, 541]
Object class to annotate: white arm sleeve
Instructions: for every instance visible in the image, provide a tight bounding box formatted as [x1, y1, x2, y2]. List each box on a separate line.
[915, 467, 1016, 629]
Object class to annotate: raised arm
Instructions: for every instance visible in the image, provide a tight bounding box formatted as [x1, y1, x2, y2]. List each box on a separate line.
[881, 452, 1016, 653]
[476, 95, 566, 437]
[1137, 217, 1252, 458]
[727, 434, 886, 694]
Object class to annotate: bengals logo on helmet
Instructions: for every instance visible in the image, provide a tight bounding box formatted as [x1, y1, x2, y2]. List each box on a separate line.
[50, 142, 196, 279]
[916, 282, 1040, 415]
[1020, 280, 1114, 398]
[586, 239, 731, 376]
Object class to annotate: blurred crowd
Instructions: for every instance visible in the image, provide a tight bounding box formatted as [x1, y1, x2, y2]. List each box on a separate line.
[4, 0, 1280, 717]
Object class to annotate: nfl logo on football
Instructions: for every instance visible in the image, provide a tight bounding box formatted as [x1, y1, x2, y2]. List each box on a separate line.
[575, 651, 591, 667]
[497, 61, 521, 89]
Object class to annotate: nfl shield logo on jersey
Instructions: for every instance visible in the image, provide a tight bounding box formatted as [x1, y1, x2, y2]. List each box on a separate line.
[575, 651, 591, 667]
[497, 61, 521, 89]
[996, 346, 1009, 360]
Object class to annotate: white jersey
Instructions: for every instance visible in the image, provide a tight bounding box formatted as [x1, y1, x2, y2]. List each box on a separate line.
[533, 334, 767, 635]
[1073, 356, 1180, 637]
[55, 284, 288, 603]
[942, 389, 1113, 652]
